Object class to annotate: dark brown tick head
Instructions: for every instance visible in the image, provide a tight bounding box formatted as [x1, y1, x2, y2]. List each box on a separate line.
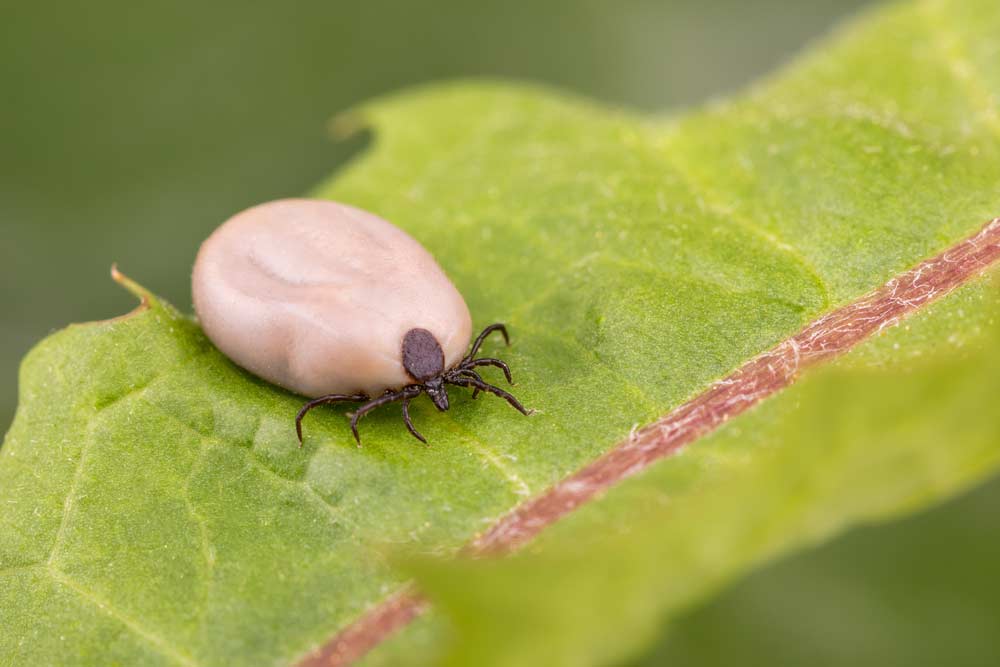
[402, 328, 450, 411]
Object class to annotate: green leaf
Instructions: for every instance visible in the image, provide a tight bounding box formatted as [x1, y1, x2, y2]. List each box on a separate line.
[401, 277, 1000, 667]
[2, 0, 999, 665]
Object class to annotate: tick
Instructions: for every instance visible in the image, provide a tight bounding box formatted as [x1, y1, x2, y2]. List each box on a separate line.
[192, 198, 530, 445]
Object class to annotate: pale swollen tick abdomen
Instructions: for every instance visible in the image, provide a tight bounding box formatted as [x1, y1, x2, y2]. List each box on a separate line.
[192, 198, 530, 445]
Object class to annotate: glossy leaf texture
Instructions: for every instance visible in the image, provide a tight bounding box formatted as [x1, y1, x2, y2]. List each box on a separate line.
[2, 0, 1000, 665]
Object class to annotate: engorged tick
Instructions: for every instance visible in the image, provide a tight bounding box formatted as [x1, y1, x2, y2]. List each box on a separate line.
[191, 198, 531, 446]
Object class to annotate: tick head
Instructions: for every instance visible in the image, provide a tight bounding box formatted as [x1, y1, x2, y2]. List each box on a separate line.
[424, 377, 450, 412]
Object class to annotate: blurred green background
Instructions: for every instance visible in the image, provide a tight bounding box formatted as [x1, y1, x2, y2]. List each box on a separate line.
[3, 1, 998, 664]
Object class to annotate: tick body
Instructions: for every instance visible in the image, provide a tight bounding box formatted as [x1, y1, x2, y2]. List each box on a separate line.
[192, 198, 530, 445]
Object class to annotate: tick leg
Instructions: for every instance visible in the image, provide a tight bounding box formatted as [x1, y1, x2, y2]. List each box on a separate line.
[455, 369, 486, 398]
[464, 323, 509, 361]
[401, 396, 427, 444]
[349, 390, 410, 446]
[460, 357, 513, 384]
[296, 393, 368, 445]
[451, 377, 531, 416]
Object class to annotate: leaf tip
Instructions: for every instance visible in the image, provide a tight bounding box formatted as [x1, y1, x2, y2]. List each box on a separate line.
[326, 111, 368, 142]
[105, 264, 157, 321]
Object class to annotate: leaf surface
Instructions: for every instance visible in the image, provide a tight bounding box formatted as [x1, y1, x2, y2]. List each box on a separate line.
[400, 277, 1000, 667]
[2, 0, 1000, 664]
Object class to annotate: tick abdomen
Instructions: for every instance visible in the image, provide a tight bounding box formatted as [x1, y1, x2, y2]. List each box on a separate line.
[192, 199, 472, 397]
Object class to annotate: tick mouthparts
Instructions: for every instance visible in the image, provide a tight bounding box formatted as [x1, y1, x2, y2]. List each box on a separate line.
[431, 392, 449, 411]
